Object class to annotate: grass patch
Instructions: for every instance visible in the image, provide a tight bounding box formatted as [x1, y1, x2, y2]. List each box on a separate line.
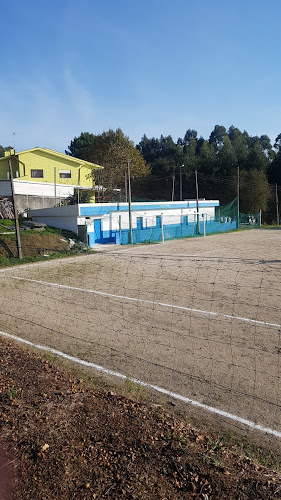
[124, 377, 146, 401]
[0, 223, 94, 266]
[0, 248, 93, 268]
[221, 431, 281, 471]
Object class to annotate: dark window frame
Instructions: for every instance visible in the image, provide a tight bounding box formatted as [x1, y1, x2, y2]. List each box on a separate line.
[31, 169, 44, 178]
[59, 170, 71, 179]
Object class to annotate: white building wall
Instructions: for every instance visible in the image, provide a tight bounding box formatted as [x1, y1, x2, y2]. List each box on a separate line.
[13, 180, 75, 198]
[96, 206, 217, 231]
[28, 204, 79, 234]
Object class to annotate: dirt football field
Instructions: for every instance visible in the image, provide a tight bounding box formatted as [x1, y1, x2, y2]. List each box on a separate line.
[0, 228, 281, 447]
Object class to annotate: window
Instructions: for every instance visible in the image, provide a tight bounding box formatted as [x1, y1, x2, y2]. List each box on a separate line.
[31, 169, 43, 178]
[59, 170, 71, 179]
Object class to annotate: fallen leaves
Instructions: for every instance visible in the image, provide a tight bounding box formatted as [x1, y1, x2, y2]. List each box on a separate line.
[0, 338, 280, 500]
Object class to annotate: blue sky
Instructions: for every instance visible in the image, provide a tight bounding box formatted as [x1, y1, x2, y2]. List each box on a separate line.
[1, 0, 280, 153]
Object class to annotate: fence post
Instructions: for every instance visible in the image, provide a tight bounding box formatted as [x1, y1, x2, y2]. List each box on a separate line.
[259, 209, 262, 227]
[203, 213, 206, 236]
[161, 213, 164, 243]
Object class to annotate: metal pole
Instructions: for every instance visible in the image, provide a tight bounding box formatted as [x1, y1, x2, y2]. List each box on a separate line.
[259, 209, 262, 227]
[127, 160, 133, 244]
[8, 160, 22, 259]
[161, 213, 164, 243]
[195, 170, 200, 234]
[179, 165, 183, 201]
[275, 183, 279, 225]
[203, 213, 206, 236]
[237, 166, 240, 229]
[172, 167, 175, 201]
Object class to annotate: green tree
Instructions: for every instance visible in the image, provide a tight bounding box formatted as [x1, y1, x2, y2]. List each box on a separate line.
[216, 136, 237, 176]
[209, 125, 226, 151]
[246, 142, 268, 172]
[67, 129, 149, 201]
[274, 133, 281, 153]
[239, 170, 270, 213]
[268, 152, 281, 185]
[137, 134, 185, 200]
[197, 140, 216, 174]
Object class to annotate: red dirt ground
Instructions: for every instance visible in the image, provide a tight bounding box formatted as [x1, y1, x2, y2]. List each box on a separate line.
[0, 338, 280, 499]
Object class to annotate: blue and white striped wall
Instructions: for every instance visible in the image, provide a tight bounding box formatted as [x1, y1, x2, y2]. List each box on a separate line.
[29, 200, 237, 246]
[78, 201, 236, 246]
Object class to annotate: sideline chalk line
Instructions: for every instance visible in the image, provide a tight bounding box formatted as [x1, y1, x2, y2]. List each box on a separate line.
[0, 330, 280, 439]
[8, 276, 281, 329]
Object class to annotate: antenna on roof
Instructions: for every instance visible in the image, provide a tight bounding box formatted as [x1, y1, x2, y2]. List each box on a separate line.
[12, 132, 20, 151]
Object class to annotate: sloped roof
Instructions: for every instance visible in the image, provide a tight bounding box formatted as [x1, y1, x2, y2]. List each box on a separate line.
[0, 147, 103, 170]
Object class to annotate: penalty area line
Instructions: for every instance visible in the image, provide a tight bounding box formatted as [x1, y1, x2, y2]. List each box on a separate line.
[8, 275, 281, 329]
[0, 330, 281, 439]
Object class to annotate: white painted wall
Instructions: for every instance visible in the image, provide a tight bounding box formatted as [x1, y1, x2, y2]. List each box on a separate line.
[28, 204, 79, 234]
[14, 180, 75, 197]
[93, 206, 216, 232]
[0, 179, 76, 198]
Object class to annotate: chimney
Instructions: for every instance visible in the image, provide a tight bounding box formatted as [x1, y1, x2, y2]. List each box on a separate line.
[4, 149, 15, 157]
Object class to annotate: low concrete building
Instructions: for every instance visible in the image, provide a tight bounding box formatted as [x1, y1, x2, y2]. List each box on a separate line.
[29, 199, 237, 246]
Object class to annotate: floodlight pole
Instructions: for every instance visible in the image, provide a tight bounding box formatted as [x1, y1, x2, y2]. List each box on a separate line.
[127, 160, 133, 244]
[8, 160, 22, 259]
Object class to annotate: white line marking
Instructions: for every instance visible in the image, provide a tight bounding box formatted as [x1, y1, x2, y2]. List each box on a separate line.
[0, 330, 280, 439]
[9, 276, 281, 329]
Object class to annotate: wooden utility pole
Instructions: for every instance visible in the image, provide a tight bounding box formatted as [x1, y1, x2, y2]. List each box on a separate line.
[54, 167, 57, 206]
[8, 160, 22, 259]
[125, 171, 128, 203]
[195, 170, 200, 234]
[127, 160, 133, 244]
[276, 183, 279, 225]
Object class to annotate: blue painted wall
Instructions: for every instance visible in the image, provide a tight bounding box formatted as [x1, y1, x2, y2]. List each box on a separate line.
[80, 200, 219, 217]
[87, 220, 237, 246]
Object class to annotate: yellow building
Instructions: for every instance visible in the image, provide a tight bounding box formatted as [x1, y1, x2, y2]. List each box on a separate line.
[0, 147, 102, 210]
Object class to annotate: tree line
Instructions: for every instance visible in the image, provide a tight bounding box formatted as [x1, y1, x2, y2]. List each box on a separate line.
[137, 125, 281, 215]
[1, 125, 281, 221]
[66, 125, 281, 221]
